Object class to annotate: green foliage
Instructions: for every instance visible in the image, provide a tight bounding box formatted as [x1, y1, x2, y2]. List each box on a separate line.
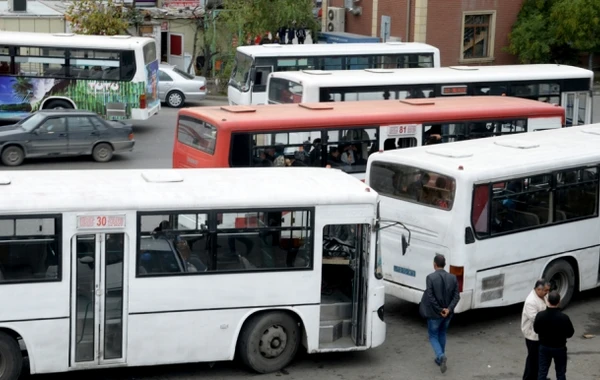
[66, 0, 132, 35]
[507, 0, 590, 65]
[551, 0, 600, 53]
[220, 0, 318, 41]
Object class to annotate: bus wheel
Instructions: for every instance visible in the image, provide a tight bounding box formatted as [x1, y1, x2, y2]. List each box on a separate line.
[1, 146, 24, 167]
[92, 143, 114, 162]
[237, 311, 301, 374]
[44, 100, 73, 110]
[543, 259, 576, 308]
[166, 91, 185, 108]
[0, 331, 23, 380]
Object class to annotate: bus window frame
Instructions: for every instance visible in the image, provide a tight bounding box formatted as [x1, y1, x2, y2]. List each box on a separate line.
[422, 118, 529, 143]
[470, 164, 600, 240]
[135, 207, 316, 277]
[228, 126, 379, 171]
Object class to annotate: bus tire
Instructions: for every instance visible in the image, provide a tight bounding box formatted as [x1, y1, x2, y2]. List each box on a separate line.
[44, 99, 73, 110]
[1, 145, 24, 167]
[92, 143, 114, 162]
[543, 259, 576, 308]
[0, 331, 23, 380]
[237, 311, 301, 374]
[166, 91, 185, 108]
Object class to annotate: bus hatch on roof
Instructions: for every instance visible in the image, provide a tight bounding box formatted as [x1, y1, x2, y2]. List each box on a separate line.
[581, 128, 600, 136]
[449, 66, 479, 71]
[0, 176, 11, 185]
[142, 171, 184, 183]
[364, 68, 394, 74]
[220, 106, 257, 113]
[399, 99, 435, 106]
[426, 148, 473, 158]
[494, 140, 540, 149]
[299, 103, 334, 110]
[302, 70, 332, 75]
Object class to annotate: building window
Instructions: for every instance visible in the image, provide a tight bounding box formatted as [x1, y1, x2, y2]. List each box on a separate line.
[462, 12, 495, 61]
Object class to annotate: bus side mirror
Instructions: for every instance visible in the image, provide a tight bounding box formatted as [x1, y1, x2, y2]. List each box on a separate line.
[401, 235, 409, 255]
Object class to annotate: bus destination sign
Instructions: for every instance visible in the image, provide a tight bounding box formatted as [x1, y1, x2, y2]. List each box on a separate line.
[441, 85, 468, 95]
[77, 215, 126, 229]
[385, 124, 419, 136]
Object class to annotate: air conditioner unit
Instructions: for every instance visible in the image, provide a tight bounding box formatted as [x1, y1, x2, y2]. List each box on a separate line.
[327, 7, 345, 32]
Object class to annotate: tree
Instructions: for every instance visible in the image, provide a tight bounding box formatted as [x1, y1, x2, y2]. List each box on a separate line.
[507, 0, 592, 66]
[551, 0, 600, 69]
[66, 0, 139, 36]
[220, 0, 318, 43]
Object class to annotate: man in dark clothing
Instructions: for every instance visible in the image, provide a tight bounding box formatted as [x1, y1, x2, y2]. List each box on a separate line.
[287, 27, 295, 44]
[534, 291, 574, 380]
[296, 28, 306, 44]
[419, 254, 460, 374]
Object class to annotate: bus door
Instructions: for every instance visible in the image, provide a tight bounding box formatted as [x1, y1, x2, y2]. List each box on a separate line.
[251, 65, 273, 104]
[70, 214, 128, 368]
[379, 124, 421, 151]
[350, 224, 370, 346]
[562, 91, 592, 126]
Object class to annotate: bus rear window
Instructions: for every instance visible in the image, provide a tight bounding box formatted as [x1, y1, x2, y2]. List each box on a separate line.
[143, 42, 157, 65]
[369, 162, 456, 210]
[268, 78, 303, 104]
[177, 116, 217, 155]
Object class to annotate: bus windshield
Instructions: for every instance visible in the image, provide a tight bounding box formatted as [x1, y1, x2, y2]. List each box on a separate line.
[230, 52, 253, 92]
[369, 161, 456, 210]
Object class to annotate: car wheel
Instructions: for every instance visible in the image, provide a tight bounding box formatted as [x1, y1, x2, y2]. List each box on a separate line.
[44, 100, 73, 110]
[92, 143, 114, 162]
[1, 146, 24, 166]
[167, 91, 185, 108]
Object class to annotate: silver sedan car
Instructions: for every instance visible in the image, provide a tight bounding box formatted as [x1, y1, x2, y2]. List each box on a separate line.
[158, 64, 207, 107]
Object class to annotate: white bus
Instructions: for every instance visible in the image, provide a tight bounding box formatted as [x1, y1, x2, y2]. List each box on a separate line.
[0, 31, 160, 121]
[228, 42, 440, 106]
[0, 167, 385, 379]
[366, 124, 600, 313]
[267, 64, 594, 126]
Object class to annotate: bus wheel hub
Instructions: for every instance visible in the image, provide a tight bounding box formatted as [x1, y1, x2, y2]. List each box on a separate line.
[259, 325, 287, 358]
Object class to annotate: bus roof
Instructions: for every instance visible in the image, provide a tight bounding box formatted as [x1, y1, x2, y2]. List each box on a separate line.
[270, 64, 594, 87]
[370, 123, 600, 183]
[0, 31, 154, 50]
[179, 96, 564, 132]
[0, 168, 377, 213]
[236, 42, 440, 58]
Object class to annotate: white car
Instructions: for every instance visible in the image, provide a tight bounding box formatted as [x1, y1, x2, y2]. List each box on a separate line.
[158, 64, 207, 107]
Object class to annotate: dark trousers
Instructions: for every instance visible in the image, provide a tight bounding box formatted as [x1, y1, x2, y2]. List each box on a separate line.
[523, 339, 540, 380]
[538, 345, 567, 380]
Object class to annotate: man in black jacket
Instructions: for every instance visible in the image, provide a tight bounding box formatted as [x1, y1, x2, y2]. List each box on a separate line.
[533, 291, 574, 380]
[419, 254, 461, 374]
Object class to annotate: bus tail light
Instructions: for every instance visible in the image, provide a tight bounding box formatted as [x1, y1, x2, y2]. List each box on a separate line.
[449, 265, 464, 292]
[140, 94, 147, 109]
[128, 133, 134, 141]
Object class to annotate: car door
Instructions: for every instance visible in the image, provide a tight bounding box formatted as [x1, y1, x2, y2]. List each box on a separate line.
[67, 116, 98, 155]
[28, 116, 68, 156]
[158, 70, 174, 100]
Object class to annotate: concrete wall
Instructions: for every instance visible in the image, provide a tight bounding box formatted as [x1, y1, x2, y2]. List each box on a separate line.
[0, 17, 64, 33]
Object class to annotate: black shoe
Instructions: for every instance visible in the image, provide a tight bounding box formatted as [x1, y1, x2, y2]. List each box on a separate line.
[440, 355, 447, 374]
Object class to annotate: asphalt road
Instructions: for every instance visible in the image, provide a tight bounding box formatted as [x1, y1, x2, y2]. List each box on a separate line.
[5, 97, 600, 380]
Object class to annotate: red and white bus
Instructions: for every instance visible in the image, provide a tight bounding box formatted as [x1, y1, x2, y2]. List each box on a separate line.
[172, 96, 565, 180]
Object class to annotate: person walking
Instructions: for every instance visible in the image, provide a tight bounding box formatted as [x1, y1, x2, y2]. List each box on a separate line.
[521, 279, 550, 380]
[296, 27, 306, 44]
[419, 254, 460, 374]
[534, 291, 575, 380]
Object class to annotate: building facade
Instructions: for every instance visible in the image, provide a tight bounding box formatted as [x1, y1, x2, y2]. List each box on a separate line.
[326, 0, 524, 66]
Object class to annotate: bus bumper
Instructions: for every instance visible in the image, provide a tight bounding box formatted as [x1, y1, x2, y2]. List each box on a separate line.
[131, 102, 160, 120]
[384, 280, 473, 314]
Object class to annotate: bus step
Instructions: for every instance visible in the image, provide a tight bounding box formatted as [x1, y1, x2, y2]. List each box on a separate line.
[319, 319, 352, 344]
[320, 301, 353, 320]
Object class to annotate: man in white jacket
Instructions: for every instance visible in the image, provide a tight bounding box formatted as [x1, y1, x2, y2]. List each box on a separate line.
[521, 279, 550, 380]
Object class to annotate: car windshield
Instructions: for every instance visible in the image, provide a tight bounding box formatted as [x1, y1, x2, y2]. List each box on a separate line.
[173, 67, 195, 80]
[17, 113, 46, 132]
